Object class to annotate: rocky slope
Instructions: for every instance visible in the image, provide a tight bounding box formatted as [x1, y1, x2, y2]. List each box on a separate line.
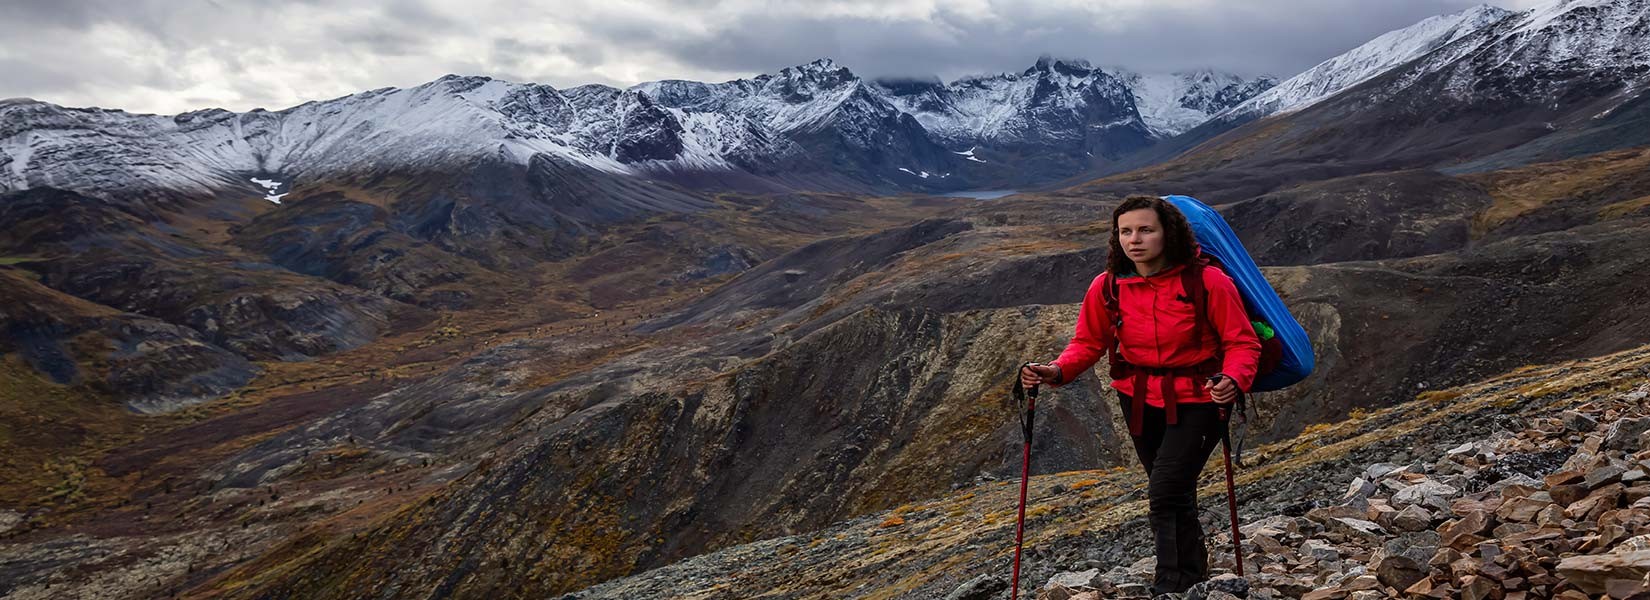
[545, 343, 1650, 599]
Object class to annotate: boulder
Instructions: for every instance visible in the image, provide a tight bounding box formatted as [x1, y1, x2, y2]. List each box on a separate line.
[1556, 550, 1650, 595]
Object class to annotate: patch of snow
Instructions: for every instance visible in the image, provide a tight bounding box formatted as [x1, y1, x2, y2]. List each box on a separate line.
[250, 177, 288, 203]
[4, 132, 33, 187]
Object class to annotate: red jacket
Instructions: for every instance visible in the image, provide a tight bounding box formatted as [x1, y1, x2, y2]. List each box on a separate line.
[1052, 261, 1261, 406]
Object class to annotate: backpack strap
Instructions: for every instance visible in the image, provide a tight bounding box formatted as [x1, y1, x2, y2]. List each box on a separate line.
[1182, 255, 1214, 350]
[1102, 272, 1124, 374]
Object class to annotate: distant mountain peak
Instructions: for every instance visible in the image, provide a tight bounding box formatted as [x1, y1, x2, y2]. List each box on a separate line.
[1027, 55, 1097, 77]
[1110, 68, 1277, 137]
[1224, 3, 1515, 118]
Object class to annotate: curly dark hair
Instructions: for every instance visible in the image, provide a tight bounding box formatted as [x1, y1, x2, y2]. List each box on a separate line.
[1106, 195, 1199, 276]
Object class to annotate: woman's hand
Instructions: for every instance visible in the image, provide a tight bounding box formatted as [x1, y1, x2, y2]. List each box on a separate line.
[1206, 374, 1237, 404]
[1020, 363, 1061, 388]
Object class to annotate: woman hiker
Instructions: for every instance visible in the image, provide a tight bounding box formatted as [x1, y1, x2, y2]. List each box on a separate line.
[1020, 195, 1261, 595]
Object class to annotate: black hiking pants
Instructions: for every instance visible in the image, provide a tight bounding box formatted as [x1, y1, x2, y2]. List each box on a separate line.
[1120, 394, 1226, 595]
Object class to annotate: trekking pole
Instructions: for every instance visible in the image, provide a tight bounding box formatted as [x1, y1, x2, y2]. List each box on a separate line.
[1010, 364, 1039, 600]
[1211, 376, 1245, 577]
[1221, 425, 1244, 576]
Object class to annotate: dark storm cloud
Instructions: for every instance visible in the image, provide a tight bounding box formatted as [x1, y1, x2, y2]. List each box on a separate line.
[0, 0, 1539, 114]
[2, 0, 101, 30]
[601, 0, 1496, 81]
[328, 22, 432, 57]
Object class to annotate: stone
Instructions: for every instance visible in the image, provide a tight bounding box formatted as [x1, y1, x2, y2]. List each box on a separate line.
[947, 573, 1008, 600]
[1365, 463, 1401, 480]
[1450, 556, 1482, 581]
[1183, 573, 1249, 600]
[1549, 484, 1587, 507]
[1301, 539, 1340, 562]
[1605, 417, 1650, 451]
[1440, 511, 1493, 548]
[1116, 583, 1149, 597]
[1299, 588, 1345, 600]
[1306, 505, 1368, 525]
[1345, 477, 1377, 501]
[1487, 474, 1545, 497]
[1498, 483, 1541, 500]
[1253, 573, 1312, 597]
[1565, 484, 1624, 521]
[1534, 503, 1564, 527]
[1560, 410, 1598, 432]
[1392, 481, 1459, 512]
[1544, 469, 1585, 488]
[1040, 583, 1078, 600]
[1343, 575, 1379, 591]
[1371, 552, 1426, 590]
[1491, 521, 1533, 539]
[1384, 531, 1441, 564]
[1555, 550, 1650, 595]
[1252, 533, 1289, 555]
[1625, 469, 1647, 483]
[1430, 547, 1462, 568]
[1495, 496, 1551, 523]
[1327, 517, 1386, 544]
[1045, 569, 1102, 590]
[1368, 505, 1398, 530]
[1242, 516, 1301, 537]
[1606, 579, 1650, 599]
[1392, 504, 1434, 532]
[1585, 465, 1626, 489]
[1502, 525, 1566, 545]
[1460, 575, 1498, 600]
[1450, 497, 1503, 517]
[1475, 541, 1502, 563]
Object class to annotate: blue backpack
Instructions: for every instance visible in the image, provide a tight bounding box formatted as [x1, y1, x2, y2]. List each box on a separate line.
[1163, 195, 1314, 392]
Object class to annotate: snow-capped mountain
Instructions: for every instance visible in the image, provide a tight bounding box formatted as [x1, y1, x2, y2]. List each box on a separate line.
[1370, 0, 1650, 105]
[1225, 4, 1514, 118]
[876, 57, 1151, 152]
[1112, 68, 1277, 137]
[1136, 0, 1650, 191]
[0, 76, 772, 198]
[6, 0, 1640, 209]
[636, 58, 957, 184]
[0, 56, 1174, 201]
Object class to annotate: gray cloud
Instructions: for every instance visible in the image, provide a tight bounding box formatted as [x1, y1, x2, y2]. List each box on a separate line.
[0, 0, 1540, 115]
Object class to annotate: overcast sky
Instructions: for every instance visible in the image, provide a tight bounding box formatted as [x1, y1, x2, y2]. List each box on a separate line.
[0, 0, 1547, 116]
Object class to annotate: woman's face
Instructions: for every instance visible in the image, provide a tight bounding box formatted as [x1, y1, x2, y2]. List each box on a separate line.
[1117, 208, 1166, 269]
